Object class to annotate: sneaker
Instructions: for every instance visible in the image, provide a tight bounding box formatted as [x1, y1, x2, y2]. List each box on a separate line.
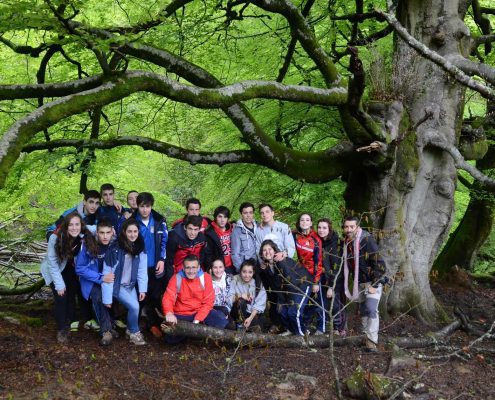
[314, 330, 325, 336]
[150, 325, 163, 338]
[364, 338, 378, 353]
[268, 325, 280, 334]
[128, 331, 146, 346]
[279, 330, 293, 337]
[114, 320, 127, 329]
[84, 319, 100, 331]
[70, 321, 79, 332]
[57, 330, 69, 344]
[100, 331, 113, 346]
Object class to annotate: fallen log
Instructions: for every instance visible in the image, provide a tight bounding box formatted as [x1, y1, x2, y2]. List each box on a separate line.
[0, 279, 44, 296]
[160, 319, 464, 349]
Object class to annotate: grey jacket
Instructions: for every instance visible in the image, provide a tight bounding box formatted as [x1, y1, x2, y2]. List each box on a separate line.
[231, 219, 258, 272]
[40, 234, 70, 291]
[255, 220, 296, 259]
[228, 275, 267, 314]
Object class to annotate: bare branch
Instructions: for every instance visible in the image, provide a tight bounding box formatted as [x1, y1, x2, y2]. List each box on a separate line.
[22, 136, 254, 166]
[377, 9, 495, 99]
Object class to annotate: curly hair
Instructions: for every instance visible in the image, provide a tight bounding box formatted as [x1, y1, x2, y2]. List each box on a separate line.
[55, 212, 98, 260]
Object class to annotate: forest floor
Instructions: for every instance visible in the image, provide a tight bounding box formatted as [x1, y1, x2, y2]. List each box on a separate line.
[0, 282, 494, 400]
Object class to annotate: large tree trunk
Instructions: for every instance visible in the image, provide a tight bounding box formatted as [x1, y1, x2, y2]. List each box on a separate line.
[345, 0, 469, 323]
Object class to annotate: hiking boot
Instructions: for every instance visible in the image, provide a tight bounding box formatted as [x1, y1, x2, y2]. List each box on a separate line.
[128, 331, 146, 346]
[150, 325, 163, 338]
[84, 319, 100, 331]
[314, 330, 325, 336]
[56, 330, 69, 344]
[364, 338, 378, 353]
[100, 331, 113, 346]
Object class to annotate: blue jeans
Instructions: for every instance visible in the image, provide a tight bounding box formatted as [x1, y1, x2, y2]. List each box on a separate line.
[115, 285, 140, 334]
[89, 285, 113, 334]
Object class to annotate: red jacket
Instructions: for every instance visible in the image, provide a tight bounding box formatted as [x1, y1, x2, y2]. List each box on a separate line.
[293, 229, 323, 283]
[162, 270, 215, 322]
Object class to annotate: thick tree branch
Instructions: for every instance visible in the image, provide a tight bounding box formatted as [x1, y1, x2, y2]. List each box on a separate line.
[377, 9, 495, 99]
[22, 137, 254, 166]
[448, 55, 495, 87]
[425, 134, 495, 191]
[0, 36, 50, 57]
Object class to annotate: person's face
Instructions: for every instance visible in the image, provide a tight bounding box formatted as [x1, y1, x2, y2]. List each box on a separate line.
[102, 190, 115, 206]
[183, 260, 199, 279]
[97, 226, 113, 245]
[83, 197, 100, 215]
[211, 261, 225, 279]
[262, 245, 275, 262]
[67, 216, 82, 238]
[260, 206, 274, 224]
[125, 224, 139, 243]
[185, 224, 200, 240]
[241, 207, 254, 226]
[187, 203, 201, 216]
[317, 222, 330, 239]
[127, 192, 138, 210]
[138, 203, 152, 219]
[215, 213, 228, 229]
[299, 214, 312, 231]
[343, 220, 359, 239]
[240, 265, 254, 283]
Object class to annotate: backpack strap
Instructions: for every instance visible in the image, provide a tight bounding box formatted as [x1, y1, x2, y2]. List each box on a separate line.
[176, 273, 205, 294]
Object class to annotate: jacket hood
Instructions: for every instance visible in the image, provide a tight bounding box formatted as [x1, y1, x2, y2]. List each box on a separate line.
[234, 219, 257, 232]
[178, 267, 204, 280]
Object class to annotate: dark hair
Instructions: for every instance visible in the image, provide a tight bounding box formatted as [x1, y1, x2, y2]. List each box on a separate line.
[84, 190, 101, 201]
[183, 254, 200, 265]
[127, 190, 138, 198]
[317, 218, 333, 238]
[184, 215, 202, 228]
[343, 215, 360, 226]
[97, 218, 113, 230]
[239, 202, 254, 214]
[239, 259, 263, 296]
[186, 198, 201, 209]
[296, 212, 313, 231]
[56, 212, 98, 260]
[258, 203, 273, 212]
[213, 206, 230, 219]
[100, 183, 114, 193]
[118, 219, 145, 256]
[258, 239, 280, 259]
[137, 192, 154, 206]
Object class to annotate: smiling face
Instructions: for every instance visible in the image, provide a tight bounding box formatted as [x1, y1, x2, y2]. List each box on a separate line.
[317, 221, 330, 240]
[262, 244, 276, 262]
[343, 220, 359, 240]
[299, 214, 312, 232]
[125, 224, 139, 243]
[67, 216, 82, 238]
[183, 259, 200, 279]
[211, 260, 225, 280]
[185, 224, 200, 240]
[240, 264, 254, 283]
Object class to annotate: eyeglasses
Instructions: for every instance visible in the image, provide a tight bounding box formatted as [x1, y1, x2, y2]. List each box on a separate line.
[184, 266, 199, 271]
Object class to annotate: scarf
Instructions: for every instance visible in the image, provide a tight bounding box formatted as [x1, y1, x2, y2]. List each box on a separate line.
[343, 227, 362, 300]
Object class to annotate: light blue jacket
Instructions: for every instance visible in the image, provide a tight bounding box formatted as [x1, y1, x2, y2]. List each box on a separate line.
[231, 219, 258, 272]
[40, 234, 70, 291]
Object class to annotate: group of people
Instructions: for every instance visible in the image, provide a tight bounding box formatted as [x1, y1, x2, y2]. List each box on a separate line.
[40, 184, 388, 352]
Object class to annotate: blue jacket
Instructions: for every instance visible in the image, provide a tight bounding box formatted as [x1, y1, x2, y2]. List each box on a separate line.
[102, 243, 148, 305]
[133, 209, 168, 269]
[98, 204, 122, 230]
[76, 242, 109, 300]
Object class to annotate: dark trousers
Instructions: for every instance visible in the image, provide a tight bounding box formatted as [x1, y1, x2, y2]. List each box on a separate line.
[50, 265, 80, 331]
[164, 309, 229, 344]
[266, 291, 281, 327]
[89, 285, 113, 334]
[231, 299, 263, 329]
[143, 268, 167, 328]
[328, 289, 346, 331]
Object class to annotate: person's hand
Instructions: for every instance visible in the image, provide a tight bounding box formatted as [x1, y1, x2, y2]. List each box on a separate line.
[243, 316, 253, 329]
[114, 200, 123, 212]
[104, 304, 112, 308]
[102, 272, 114, 283]
[368, 286, 377, 294]
[139, 292, 146, 301]
[312, 284, 320, 294]
[123, 211, 132, 219]
[165, 313, 177, 325]
[274, 251, 287, 262]
[57, 288, 66, 296]
[326, 288, 333, 298]
[156, 260, 164, 276]
[241, 293, 250, 301]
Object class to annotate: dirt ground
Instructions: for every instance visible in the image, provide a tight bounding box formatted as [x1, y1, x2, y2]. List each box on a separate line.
[1, 283, 494, 400]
